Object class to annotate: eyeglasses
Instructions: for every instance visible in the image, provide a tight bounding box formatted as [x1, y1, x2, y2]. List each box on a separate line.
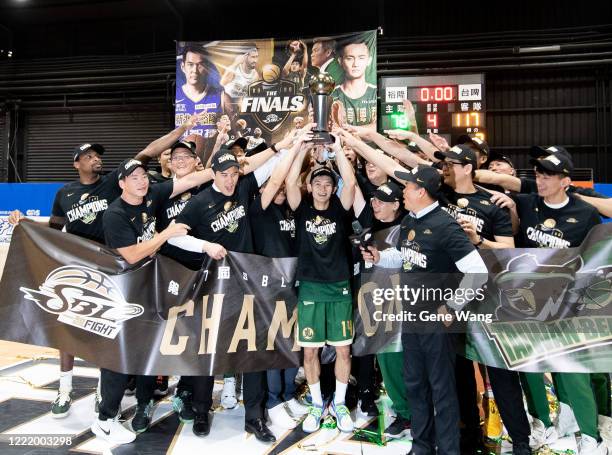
[442, 160, 465, 168]
[171, 155, 195, 162]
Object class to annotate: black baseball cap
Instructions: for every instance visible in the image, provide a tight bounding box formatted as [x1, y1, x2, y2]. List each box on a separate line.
[310, 167, 338, 186]
[211, 149, 240, 172]
[226, 137, 248, 150]
[394, 165, 441, 197]
[117, 158, 147, 180]
[487, 150, 514, 168]
[170, 140, 197, 156]
[457, 135, 489, 156]
[434, 144, 477, 165]
[530, 145, 572, 161]
[529, 153, 573, 176]
[407, 141, 422, 154]
[373, 181, 403, 202]
[73, 143, 105, 161]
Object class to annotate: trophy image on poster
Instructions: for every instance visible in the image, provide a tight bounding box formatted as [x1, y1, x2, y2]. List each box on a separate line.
[308, 72, 336, 143]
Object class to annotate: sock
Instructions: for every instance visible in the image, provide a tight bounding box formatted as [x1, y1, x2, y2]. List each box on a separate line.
[309, 382, 323, 407]
[59, 370, 73, 392]
[335, 380, 347, 405]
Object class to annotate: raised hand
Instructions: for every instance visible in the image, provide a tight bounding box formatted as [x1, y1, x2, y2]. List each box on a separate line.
[8, 210, 25, 225]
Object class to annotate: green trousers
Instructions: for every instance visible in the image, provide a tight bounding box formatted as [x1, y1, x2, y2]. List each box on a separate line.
[377, 351, 412, 420]
[520, 372, 599, 439]
[591, 373, 611, 417]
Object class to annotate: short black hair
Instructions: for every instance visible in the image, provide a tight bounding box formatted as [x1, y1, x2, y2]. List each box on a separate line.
[313, 38, 337, 56]
[181, 45, 208, 62]
[338, 38, 370, 57]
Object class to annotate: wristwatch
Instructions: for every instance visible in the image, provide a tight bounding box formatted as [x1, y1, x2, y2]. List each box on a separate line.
[475, 236, 484, 247]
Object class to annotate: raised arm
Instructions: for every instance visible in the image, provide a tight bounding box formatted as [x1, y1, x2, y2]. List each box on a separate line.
[220, 53, 245, 87]
[170, 168, 214, 198]
[383, 129, 441, 163]
[134, 113, 204, 165]
[337, 129, 410, 181]
[332, 135, 356, 210]
[285, 141, 310, 211]
[260, 130, 314, 210]
[282, 53, 296, 77]
[474, 170, 522, 192]
[352, 185, 366, 218]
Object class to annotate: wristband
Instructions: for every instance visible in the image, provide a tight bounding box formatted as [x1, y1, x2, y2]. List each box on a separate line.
[270, 143, 279, 153]
[475, 236, 484, 247]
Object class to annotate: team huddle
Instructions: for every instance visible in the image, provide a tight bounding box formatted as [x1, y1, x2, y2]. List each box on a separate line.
[8, 108, 612, 455]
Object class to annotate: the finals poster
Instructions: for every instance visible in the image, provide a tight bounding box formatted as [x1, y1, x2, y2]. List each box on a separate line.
[175, 31, 377, 162]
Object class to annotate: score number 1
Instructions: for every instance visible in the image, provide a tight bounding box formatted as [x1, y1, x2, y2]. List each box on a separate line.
[452, 112, 482, 127]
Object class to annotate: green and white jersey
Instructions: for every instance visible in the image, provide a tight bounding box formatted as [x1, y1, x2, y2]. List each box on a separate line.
[331, 84, 377, 126]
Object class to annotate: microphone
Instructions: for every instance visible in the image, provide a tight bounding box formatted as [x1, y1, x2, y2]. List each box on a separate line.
[350, 220, 373, 248]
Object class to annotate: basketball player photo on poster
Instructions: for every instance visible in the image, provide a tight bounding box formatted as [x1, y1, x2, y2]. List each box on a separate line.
[174, 30, 377, 158]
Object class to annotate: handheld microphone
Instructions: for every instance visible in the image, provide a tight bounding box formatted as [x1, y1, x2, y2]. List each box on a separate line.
[350, 220, 373, 248]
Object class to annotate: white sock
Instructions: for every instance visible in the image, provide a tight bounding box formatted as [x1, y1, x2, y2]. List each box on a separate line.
[59, 370, 73, 392]
[334, 380, 347, 405]
[309, 382, 323, 407]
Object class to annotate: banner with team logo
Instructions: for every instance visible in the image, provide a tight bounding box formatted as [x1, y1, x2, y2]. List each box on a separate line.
[174, 31, 377, 162]
[354, 224, 612, 373]
[0, 222, 610, 374]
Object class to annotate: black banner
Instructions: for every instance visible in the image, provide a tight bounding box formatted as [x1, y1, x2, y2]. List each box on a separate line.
[0, 222, 611, 374]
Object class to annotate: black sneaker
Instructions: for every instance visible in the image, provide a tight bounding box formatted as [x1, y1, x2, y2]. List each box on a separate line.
[172, 390, 195, 423]
[131, 401, 154, 433]
[154, 376, 169, 397]
[124, 376, 136, 396]
[460, 427, 486, 455]
[358, 389, 379, 417]
[384, 415, 411, 439]
[512, 442, 532, 455]
[193, 413, 210, 437]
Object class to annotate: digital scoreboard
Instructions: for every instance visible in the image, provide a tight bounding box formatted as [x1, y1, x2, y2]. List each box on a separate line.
[379, 73, 486, 144]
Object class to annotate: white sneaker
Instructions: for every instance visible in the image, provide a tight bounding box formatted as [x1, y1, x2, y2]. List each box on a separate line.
[578, 434, 607, 455]
[91, 417, 136, 445]
[268, 403, 297, 429]
[221, 377, 238, 409]
[599, 415, 612, 451]
[556, 402, 580, 437]
[530, 418, 559, 449]
[329, 399, 354, 433]
[285, 398, 309, 418]
[302, 404, 325, 433]
[295, 367, 306, 384]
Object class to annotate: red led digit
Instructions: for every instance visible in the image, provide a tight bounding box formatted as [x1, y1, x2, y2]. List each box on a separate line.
[427, 114, 438, 128]
[444, 87, 453, 100]
[434, 87, 443, 101]
[420, 87, 430, 101]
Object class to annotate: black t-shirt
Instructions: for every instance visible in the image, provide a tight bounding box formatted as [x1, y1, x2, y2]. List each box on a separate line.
[515, 193, 601, 248]
[356, 173, 379, 201]
[103, 180, 174, 249]
[357, 202, 406, 233]
[396, 205, 475, 275]
[520, 178, 609, 199]
[441, 187, 513, 241]
[148, 169, 172, 184]
[295, 194, 351, 283]
[249, 195, 296, 258]
[157, 184, 206, 269]
[176, 173, 258, 254]
[51, 169, 121, 243]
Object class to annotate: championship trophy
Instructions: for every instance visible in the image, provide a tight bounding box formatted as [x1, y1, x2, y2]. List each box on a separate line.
[308, 72, 336, 143]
